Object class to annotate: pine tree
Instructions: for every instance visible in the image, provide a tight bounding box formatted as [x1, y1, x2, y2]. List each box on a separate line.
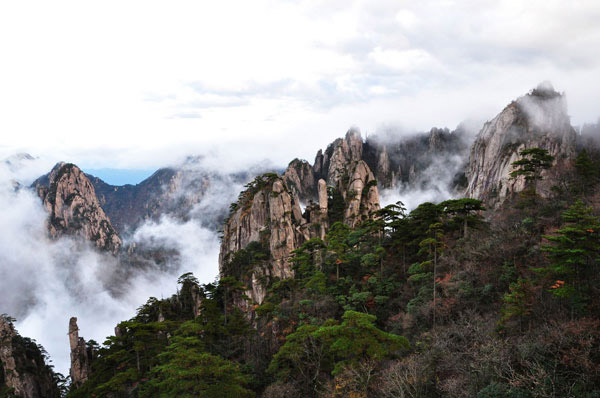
[439, 198, 485, 238]
[499, 278, 534, 332]
[573, 149, 599, 195]
[510, 148, 555, 203]
[539, 200, 600, 313]
[140, 322, 255, 398]
[510, 148, 555, 182]
[408, 222, 445, 327]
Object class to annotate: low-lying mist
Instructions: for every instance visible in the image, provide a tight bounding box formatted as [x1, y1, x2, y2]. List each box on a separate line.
[372, 122, 481, 211]
[379, 153, 468, 211]
[0, 120, 483, 377]
[0, 156, 241, 376]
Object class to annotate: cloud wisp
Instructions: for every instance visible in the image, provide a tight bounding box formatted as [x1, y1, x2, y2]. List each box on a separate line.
[0, 156, 234, 376]
[1, 1, 600, 169]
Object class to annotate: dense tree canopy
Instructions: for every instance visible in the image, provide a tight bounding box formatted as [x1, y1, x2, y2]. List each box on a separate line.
[65, 150, 600, 398]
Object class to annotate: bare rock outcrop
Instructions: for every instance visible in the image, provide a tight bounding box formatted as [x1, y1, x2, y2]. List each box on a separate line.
[219, 174, 307, 314]
[0, 316, 60, 398]
[465, 83, 576, 205]
[34, 163, 121, 253]
[219, 134, 382, 318]
[320, 129, 364, 189]
[344, 161, 380, 228]
[69, 317, 91, 387]
[283, 159, 315, 201]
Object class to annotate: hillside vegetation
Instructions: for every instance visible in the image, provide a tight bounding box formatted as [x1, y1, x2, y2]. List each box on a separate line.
[67, 148, 600, 398]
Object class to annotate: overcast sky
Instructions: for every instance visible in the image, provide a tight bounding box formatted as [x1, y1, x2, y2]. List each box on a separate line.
[1, 0, 600, 171]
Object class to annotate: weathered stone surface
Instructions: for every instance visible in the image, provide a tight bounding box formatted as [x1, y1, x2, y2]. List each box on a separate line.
[219, 133, 384, 318]
[219, 175, 307, 315]
[69, 317, 91, 387]
[465, 83, 576, 206]
[190, 285, 205, 318]
[268, 180, 298, 280]
[0, 316, 59, 398]
[34, 163, 121, 253]
[318, 179, 328, 212]
[325, 129, 364, 189]
[283, 159, 315, 201]
[313, 149, 324, 177]
[219, 190, 269, 270]
[344, 161, 380, 227]
[375, 146, 394, 187]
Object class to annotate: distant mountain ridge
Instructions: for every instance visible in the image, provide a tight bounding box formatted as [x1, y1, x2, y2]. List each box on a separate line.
[27, 83, 581, 254]
[217, 83, 584, 319]
[4, 83, 597, 397]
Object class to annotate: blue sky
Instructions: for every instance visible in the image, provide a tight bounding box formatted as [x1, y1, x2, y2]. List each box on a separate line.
[83, 168, 157, 185]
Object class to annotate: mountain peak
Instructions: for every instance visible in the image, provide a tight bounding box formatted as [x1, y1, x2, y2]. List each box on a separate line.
[530, 81, 560, 98]
[465, 85, 576, 204]
[33, 162, 122, 253]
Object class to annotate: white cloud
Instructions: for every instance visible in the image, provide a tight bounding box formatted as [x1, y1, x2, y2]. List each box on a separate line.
[0, 1, 599, 170]
[1, 0, 599, 376]
[0, 157, 223, 376]
[368, 47, 439, 72]
[395, 10, 420, 30]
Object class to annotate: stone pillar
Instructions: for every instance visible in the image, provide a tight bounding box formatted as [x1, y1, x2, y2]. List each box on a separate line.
[69, 317, 90, 387]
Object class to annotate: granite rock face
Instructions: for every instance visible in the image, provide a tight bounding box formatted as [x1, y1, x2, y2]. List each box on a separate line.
[320, 129, 364, 189]
[219, 174, 307, 313]
[33, 163, 122, 253]
[344, 160, 380, 228]
[31, 157, 263, 237]
[283, 159, 315, 201]
[0, 316, 60, 398]
[68, 317, 91, 388]
[219, 131, 382, 318]
[465, 83, 576, 206]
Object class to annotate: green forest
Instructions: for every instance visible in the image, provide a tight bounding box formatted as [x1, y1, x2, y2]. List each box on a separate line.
[64, 148, 600, 398]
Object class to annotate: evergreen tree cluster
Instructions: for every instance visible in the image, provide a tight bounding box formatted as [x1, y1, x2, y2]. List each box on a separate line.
[65, 148, 600, 398]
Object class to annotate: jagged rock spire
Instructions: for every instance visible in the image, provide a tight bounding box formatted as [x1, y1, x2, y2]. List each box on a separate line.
[465, 83, 576, 205]
[219, 129, 380, 319]
[69, 317, 91, 387]
[33, 163, 121, 253]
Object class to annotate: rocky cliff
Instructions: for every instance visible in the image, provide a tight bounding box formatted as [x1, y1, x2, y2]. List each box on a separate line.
[219, 174, 305, 312]
[0, 316, 60, 398]
[218, 126, 475, 316]
[33, 163, 122, 253]
[219, 88, 580, 316]
[68, 318, 91, 388]
[283, 127, 471, 208]
[465, 82, 577, 205]
[219, 131, 381, 317]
